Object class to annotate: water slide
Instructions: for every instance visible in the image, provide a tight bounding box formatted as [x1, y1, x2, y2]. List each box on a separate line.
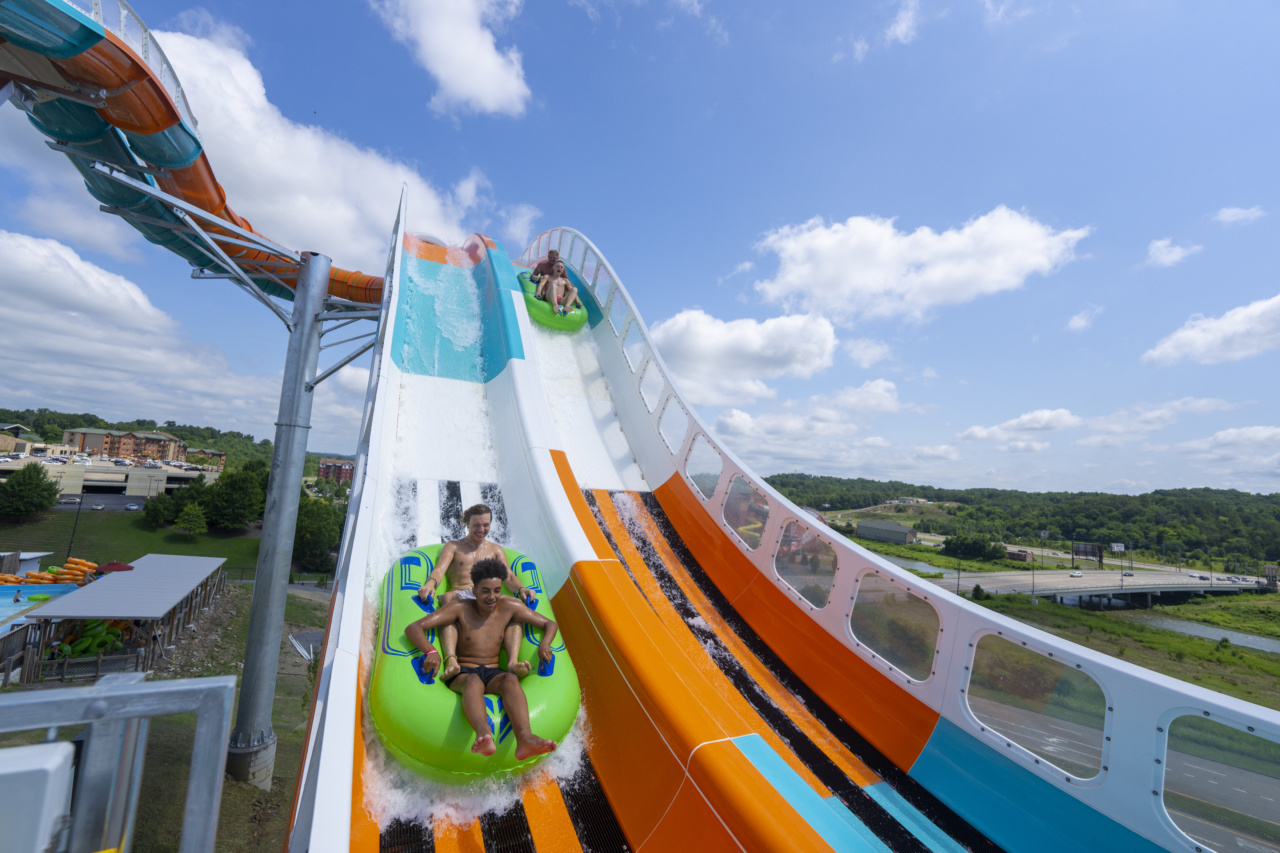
[4, 4, 1279, 852]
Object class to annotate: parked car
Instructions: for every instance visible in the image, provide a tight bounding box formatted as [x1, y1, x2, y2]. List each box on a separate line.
[125, 503, 139, 511]
[1069, 571, 1084, 578]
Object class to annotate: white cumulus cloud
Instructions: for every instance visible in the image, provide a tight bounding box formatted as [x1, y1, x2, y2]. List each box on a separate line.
[1077, 397, 1237, 447]
[649, 310, 836, 406]
[844, 338, 891, 368]
[1003, 440, 1050, 453]
[754, 206, 1089, 323]
[960, 408, 1081, 441]
[499, 203, 541, 253]
[156, 25, 492, 272]
[885, 0, 920, 44]
[1142, 293, 1280, 366]
[1146, 238, 1202, 268]
[370, 0, 531, 117]
[0, 231, 366, 450]
[915, 444, 959, 461]
[1214, 206, 1265, 225]
[1067, 304, 1103, 332]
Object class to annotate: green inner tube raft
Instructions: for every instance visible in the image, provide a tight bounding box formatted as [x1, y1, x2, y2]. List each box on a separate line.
[517, 271, 588, 332]
[369, 544, 580, 783]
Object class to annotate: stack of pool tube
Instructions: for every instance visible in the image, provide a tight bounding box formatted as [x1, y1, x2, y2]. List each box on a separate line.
[48, 619, 130, 659]
[1, 558, 100, 587]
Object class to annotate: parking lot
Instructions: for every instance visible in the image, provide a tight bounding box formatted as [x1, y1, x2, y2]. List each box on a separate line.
[54, 494, 148, 512]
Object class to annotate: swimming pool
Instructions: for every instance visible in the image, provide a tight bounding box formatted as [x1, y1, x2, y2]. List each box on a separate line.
[0, 584, 79, 629]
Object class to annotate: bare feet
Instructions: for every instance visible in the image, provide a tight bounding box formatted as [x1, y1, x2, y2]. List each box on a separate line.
[440, 654, 460, 681]
[514, 736, 557, 761]
[508, 660, 532, 678]
[471, 734, 496, 756]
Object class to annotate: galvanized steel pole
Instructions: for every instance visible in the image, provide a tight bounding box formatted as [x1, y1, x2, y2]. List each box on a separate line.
[226, 252, 330, 788]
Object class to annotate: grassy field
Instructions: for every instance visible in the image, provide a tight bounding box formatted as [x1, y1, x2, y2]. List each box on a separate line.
[1151, 592, 1280, 640]
[840, 534, 1042, 574]
[976, 594, 1280, 711]
[0, 510, 261, 573]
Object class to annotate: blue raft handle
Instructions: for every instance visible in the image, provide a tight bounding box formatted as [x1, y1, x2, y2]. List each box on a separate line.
[413, 592, 434, 613]
[412, 652, 438, 685]
[538, 652, 555, 678]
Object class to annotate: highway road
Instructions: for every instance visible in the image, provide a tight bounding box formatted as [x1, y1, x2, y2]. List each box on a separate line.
[925, 567, 1266, 598]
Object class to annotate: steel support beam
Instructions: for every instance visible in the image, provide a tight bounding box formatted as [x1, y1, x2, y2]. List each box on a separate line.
[226, 252, 330, 788]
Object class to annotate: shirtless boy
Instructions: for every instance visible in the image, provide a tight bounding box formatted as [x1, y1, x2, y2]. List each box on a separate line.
[405, 558, 559, 760]
[418, 504, 535, 681]
[531, 249, 560, 301]
[542, 260, 581, 315]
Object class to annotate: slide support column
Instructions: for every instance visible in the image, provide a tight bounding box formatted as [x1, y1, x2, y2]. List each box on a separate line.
[227, 252, 331, 788]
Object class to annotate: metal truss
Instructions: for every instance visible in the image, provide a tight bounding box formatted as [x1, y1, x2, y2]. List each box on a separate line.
[85, 160, 383, 390]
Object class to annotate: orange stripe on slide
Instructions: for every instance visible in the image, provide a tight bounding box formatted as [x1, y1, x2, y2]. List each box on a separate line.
[550, 450, 616, 560]
[521, 776, 584, 852]
[432, 817, 485, 853]
[626, 494, 881, 788]
[403, 233, 453, 264]
[350, 669, 380, 851]
[655, 474, 939, 772]
[591, 489, 830, 797]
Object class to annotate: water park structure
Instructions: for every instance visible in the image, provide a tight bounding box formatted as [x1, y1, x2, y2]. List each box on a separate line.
[1, 2, 1278, 852]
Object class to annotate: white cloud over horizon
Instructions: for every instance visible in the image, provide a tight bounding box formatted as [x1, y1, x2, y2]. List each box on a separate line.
[1146, 237, 1202, 268]
[960, 408, 1082, 442]
[1142, 293, 1280, 365]
[754, 206, 1090, 324]
[369, 0, 531, 117]
[1078, 397, 1238, 447]
[1067, 304, 1103, 331]
[1215, 206, 1266, 225]
[0, 231, 366, 450]
[649, 310, 836, 406]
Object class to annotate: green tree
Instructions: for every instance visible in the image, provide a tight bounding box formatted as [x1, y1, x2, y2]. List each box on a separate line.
[142, 494, 171, 529]
[174, 503, 207, 541]
[201, 467, 264, 531]
[170, 474, 206, 520]
[0, 461, 60, 518]
[293, 497, 341, 573]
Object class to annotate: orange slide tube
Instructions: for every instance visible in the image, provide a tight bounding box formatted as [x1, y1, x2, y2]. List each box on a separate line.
[655, 472, 941, 774]
[548, 451, 840, 851]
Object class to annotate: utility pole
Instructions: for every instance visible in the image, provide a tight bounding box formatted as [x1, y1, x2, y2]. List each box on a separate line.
[226, 252, 330, 789]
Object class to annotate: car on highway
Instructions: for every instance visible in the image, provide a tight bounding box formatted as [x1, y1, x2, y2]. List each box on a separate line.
[1123, 571, 1134, 576]
[91, 504, 105, 510]
[1051, 551, 1062, 556]
[1069, 571, 1083, 578]
[125, 503, 139, 511]
[58, 497, 80, 504]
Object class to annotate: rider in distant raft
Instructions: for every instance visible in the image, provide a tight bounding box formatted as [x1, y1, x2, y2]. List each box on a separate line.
[416, 504, 536, 681]
[405, 558, 559, 760]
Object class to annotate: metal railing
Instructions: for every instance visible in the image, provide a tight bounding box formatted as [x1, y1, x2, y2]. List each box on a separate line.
[0, 672, 234, 853]
[521, 226, 1280, 853]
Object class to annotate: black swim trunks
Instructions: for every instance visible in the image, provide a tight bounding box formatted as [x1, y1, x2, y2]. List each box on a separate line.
[444, 663, 506, 689]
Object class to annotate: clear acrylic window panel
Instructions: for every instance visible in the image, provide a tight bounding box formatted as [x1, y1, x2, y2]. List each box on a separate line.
[640, 362, 665, 412]
[967, 635, 1106, 779]
[595, 269, 614, 298]
[685, 435, 723, 500]
[568, 235, 581, 269]
[775, 521, 838, 608]
[723, 476, 770, 550]
[623, 324, 646, 372]
[658, 400, 689, 454]
[1162, 716, 1280, 850]
[609, 291, 629, 335]
[582, 249, 600, 286]
[849, 574, 939, 679]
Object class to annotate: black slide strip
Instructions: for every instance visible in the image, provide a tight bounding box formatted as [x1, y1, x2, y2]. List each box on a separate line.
[381, 818, 434, 853]
[606, 492, 931, 853]
[480, 801, 537, 853]
[580, 491, 656, 614]
[638, 492, 1002, 853]
[559, 753, 631, 853]
[394, 478, 418, 553]
[480, 482, 509, 544]
[439, 480, 463, 539]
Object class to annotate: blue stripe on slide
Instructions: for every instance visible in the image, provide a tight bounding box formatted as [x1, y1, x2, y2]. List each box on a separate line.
[823, 798, 892, 853]
[730, 734, 880, 853]
[863, 783, 966, 853]
[909, 717, 1167, 853]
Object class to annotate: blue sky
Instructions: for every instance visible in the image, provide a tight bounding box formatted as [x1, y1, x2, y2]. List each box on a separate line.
[2, 0, 1279, 493]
